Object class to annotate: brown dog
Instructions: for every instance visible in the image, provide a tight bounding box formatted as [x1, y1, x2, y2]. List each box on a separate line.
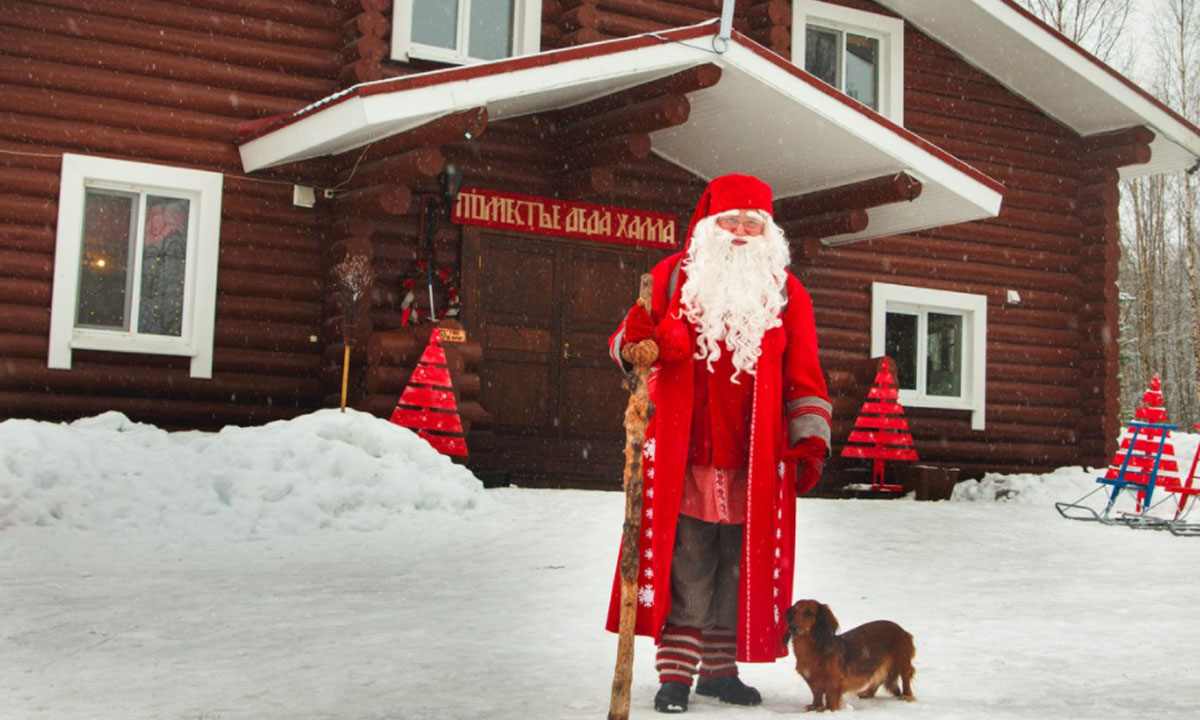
[781, 600, 916, 711]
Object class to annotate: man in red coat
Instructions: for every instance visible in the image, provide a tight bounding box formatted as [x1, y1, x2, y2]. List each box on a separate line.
[606, 174, 831, 713]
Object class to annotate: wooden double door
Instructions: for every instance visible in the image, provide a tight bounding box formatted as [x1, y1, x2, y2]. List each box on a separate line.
[468, 231, 654, 484]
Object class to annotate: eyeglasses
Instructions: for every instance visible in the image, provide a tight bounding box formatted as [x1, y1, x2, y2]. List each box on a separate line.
[716, 214, 765, 235]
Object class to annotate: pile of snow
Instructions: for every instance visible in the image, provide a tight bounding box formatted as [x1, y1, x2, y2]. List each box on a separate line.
[0, 409, 493, 538]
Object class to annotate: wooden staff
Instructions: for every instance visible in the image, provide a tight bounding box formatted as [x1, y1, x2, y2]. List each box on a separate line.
[608, 273, 658, 720]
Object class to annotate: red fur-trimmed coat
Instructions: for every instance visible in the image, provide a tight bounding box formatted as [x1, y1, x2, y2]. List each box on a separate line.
[605, 252, 831, 663]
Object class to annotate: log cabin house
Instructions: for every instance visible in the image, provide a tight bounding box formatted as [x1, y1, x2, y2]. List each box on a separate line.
[3, 0, 1200, 490]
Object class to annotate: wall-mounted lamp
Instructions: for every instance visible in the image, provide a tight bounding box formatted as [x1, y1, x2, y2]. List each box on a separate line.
[420, 164, 467, 319]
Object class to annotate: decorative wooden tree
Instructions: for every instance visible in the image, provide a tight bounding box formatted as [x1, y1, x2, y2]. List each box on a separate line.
[389, 328, 468, 458]
[1102, 376, 1179, 511]
[840, 356, 918, 492]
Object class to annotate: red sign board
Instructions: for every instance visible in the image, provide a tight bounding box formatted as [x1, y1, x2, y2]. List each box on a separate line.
[451, 187, 677, 249]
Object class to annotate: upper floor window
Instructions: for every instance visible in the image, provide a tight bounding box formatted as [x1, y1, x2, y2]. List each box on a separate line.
[392, 0, 541, 65]
[871, 283, 987, 429]
[48, 154, 223, 379]
[793, 0, 904, 123]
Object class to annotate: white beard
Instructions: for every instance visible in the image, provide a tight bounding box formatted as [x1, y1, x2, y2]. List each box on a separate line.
[678, 214, 791, 383]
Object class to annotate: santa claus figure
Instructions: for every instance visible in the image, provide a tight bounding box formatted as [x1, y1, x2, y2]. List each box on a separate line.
[606, 173, 831, 713]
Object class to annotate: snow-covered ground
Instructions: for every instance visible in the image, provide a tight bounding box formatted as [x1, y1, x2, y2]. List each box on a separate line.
[2, 410, 1199, 720]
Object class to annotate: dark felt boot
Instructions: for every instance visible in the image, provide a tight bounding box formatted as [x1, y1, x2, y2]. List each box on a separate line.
[694, 674, 762, 706]
[654, 681, 690, 713]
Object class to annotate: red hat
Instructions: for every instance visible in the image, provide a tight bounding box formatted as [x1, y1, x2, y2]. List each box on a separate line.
[684, 173, 774, 249]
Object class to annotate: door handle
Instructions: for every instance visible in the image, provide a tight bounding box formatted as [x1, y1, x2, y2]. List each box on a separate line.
[562, 342, 571, 360]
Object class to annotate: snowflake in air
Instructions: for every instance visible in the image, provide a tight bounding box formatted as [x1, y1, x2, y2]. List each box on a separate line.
[638, 585, 655, 607]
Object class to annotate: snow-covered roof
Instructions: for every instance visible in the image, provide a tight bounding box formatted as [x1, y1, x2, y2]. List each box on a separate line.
[875, 0, 1200, 178]
[237, 22, 1003, 245]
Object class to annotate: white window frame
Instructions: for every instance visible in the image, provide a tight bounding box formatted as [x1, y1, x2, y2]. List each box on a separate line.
[391, 0, 541, 65]
[48, 154, 223, 379]
[793, 0, 905, 123]
[870, 282, 987, 430]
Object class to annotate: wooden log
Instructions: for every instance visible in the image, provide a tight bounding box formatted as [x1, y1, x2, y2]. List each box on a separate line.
[0, 332, 47, 358]
[561, 0, 717, 26]
[747, 0, 791, 28]
[217, 270, 323, 303]
[219, 246, 322, 277]
[0, 164, 59, 196]
[221, 220, 322, 255]
[0, 84, 240, 144]
[221, 194, 323, 229]
[217, 318, 325, 355]
[0, 277, 51, 307]
[561, 94, 690, 139]
[6, 1, 342, 78]
[216, 295, 321, 325]
[1082, 125, 1155, 151]
[213, 347, 322, 377]
[0, 358, 323, 402]
[0, 112, 241, 169]
[0, 194, 57, 226]
[1082, 142, 1152, 169]
[0, 50, 303, 119]
[563, 166, 617, 199]
[329, 184, 414, 217]
[330, 0, 390, 13]
[0, 249, 53, 281]
[342, 11, 389, 40]
[776, 173, 922, 218]
[990, 205, 1082, 237]
[0, 390, 308, 428]
[187, 0, 345, 29]
[559, 27, 615, 47]
[351, 147, 445, 188]
[0, 222, 54, 254]
[339, 59, 384, 86]
[35, 0, 343, 50]
[780, 209, 869, 239]
[744, 24, 791, 50]
[553, 64, 721, 126]
[341, 34, 388, 65]
[560, 133, 652, 170]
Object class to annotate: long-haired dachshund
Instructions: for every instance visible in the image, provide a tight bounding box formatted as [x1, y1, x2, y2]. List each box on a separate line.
[781, 599, 916, 711]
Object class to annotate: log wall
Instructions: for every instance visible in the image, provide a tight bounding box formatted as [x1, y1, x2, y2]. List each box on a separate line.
[0, 0, 346, 429]
[792, 0, 1127, 480]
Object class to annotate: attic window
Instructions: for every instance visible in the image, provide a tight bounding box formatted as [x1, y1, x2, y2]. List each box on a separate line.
[392, 0, 541, 65]
[793, 0, 904, 123]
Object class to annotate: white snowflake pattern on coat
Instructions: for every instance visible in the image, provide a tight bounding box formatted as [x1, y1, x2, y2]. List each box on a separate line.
[777, 461, 785, 478]
[638, 585, 654, 607]
[643, 438, 655, 461]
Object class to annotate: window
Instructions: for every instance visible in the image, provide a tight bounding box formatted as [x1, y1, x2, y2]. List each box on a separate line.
[793, 0, 904, 122]
[49, 154, 223, 379]
[871, 283, 987, 429]
[392, 0, 541, 65]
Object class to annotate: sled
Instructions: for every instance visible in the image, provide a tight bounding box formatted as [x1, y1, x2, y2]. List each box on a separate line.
[1056, 421, 1177, 526]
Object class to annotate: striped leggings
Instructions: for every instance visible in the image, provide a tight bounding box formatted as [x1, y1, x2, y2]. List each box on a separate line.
[655, 515, 743, 685]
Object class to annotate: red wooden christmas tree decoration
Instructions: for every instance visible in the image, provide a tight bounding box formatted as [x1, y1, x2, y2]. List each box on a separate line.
[389, 328, 468, 457]
[1104, 376, 1179, 510]
[840, 356, 918, 492]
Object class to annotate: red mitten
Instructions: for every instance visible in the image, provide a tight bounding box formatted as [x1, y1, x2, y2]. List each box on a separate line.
[785, 437, 827, 495]
[655, 315, 690, 362]
[621, 303, 654, 346]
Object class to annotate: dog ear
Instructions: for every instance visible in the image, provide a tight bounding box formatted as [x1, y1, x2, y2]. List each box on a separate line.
[813, 603, 839, 650]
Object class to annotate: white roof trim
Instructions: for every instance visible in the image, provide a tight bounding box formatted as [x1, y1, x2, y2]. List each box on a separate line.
[875, 0, 1200, 177]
